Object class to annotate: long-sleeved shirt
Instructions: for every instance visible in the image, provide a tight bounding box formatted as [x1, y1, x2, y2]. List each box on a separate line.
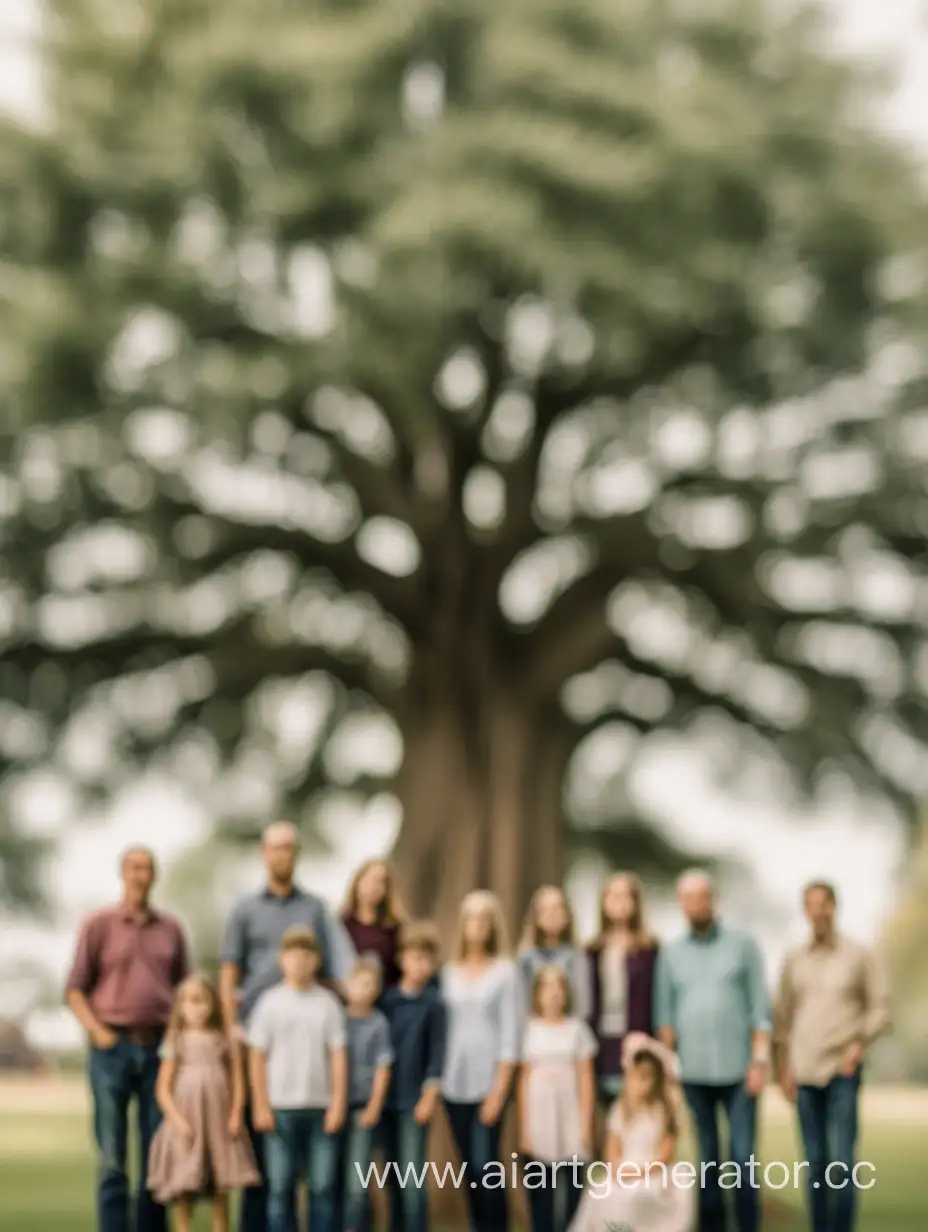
[440, 959, 522, 1103]
[381, 983, 446, 1110]
[586, 942, 659, 1079]
[773, 932, 890, 1086]
[517, 945, 591, 1020]
[654, 921, 770, 1085]
[220, 886, 357, 1023]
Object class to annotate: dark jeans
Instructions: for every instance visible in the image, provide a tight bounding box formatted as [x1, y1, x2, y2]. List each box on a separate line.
[522, 1158, 584, 1232]
[380, 1109, 430, 1232]
[240, 1099, 298, 1232]
[684, 1082, 759, 1232]
[88, 1036, 166, 1232]
[796, 1073, 861, 1232]
[445, 1100, 508, 1232]
[265, 1108, 339, 1232]
[341, 1114, 376, 1232]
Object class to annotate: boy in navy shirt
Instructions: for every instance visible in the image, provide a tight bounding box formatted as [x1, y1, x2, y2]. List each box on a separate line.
[380, 922, 446, 1232]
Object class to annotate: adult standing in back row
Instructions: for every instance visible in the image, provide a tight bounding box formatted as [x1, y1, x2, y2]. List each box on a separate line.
[65, 846, 191, 1232]
[655, 869, 770, 1232]
[219, 821, 357, 1232]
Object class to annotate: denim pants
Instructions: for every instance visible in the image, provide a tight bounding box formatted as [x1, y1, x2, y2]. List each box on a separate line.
[88, 1036, 166, 1232]
[445, 1100, 508, 1232]
[341, 1114, 376, 1232]
[522, 1158, 584, 1232]
[239, 1098, 298, 1232]
[796, 1073, 861, 1232]
[265, 1108, 339, 1232]
[380, 1109, 430, 1232]
[683, 1082, 759, 1232]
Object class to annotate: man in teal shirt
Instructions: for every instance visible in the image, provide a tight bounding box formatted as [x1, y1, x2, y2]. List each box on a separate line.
[655, 870, 771, 1232]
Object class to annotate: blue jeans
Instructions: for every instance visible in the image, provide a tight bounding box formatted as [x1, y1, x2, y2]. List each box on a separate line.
[445, 1100, 508, 1232]
[380, 1109, 430, 1232]
[240, 1099, 298, 1232]
[265, 1108, 339, 1232]
[88, 1036, 166, 1232]
[683, 1082, 759, 1232]
[342, 1115, 376, 1232]
[523, 1158, 584, 1232]
[796, 1073, 861, 1232]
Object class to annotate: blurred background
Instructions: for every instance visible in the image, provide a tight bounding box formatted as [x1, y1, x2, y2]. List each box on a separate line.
[0, 0, 927, 1108]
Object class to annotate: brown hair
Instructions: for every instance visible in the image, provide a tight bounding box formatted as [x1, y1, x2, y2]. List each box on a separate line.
[280, 923, 321, 955]
[165, 973, 223, 1053]
[588, 872, 656, 953]
[351, 954, 384, 993]
[519, 885, 577, 951]
[621, 1049, 677, 1136]
[451, 890, 511, 961]
[342, 859, 407, 929]
[531, 964, 573, 1016]
[398, 920, 441, 960]
[803, 881, 837, 904]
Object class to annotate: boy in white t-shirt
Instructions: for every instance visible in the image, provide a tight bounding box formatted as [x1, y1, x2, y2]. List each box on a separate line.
[248, 925, 347, 1232]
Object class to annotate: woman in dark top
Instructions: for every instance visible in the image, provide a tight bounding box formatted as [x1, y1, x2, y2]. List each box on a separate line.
[341, 858, 407, 991]
[586, 871, 659, 1106]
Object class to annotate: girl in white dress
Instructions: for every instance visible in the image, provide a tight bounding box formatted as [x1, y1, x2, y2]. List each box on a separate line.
[569, 1034, 694, 1232]
[519, 966, 598, 1232]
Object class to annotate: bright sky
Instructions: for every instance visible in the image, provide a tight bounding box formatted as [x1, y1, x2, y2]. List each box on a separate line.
[1, 0, 926, 1047]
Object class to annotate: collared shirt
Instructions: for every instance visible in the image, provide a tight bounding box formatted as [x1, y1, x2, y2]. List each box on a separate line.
[65, 904, 190, 1032]
[773, 932, 890, 1086]
[441, 958, 522, 1102]
[654, 921, 770, 1085]
[381, 983, 447, 1111]
[220, 886, 357, 1024]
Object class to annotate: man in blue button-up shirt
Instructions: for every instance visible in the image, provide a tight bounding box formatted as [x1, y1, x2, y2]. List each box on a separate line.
[655, 869, 771, 1232]
[219, 821, 357, 1232]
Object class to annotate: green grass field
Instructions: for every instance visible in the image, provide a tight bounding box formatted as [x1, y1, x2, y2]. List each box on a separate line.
[1, 1077, 925, 1231]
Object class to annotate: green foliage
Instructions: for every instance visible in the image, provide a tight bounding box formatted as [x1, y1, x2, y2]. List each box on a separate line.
[1, 0, 927, 903]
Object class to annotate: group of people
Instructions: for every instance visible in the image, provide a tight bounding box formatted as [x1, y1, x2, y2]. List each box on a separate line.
[65, 821, 890, 1232]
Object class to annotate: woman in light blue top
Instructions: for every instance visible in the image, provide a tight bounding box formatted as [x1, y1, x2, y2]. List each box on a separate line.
[441, 890, 521, 1232]
[516, 885, 591, 1020]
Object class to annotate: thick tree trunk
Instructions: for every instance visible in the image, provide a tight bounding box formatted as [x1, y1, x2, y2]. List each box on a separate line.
[392, 682, 572, 944]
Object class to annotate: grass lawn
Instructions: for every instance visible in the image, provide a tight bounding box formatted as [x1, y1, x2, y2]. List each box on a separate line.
[0, 1077, 925, 1231]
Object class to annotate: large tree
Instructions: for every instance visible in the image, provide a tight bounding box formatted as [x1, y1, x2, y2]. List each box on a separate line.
[2, 0, 927, 932]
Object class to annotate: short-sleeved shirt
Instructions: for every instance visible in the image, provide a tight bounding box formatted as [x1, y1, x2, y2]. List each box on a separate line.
[65, 905, 190, 1032]
[247, 982, 346, 1109]
[346, 1010, 394, 1108]
[220, 887, 357, 1024]
[522, 1017, 597, 1162]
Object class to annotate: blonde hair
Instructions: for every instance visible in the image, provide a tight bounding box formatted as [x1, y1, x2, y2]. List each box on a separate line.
[519, 885, 577, 951]
[341, 859, 407, 929]
[589, 872, 656, 953]
[531, 964, 573, 1016]
[350, 954, 384, 994]
[451, 890, 510, 960]
[165, 973, 223, 1051]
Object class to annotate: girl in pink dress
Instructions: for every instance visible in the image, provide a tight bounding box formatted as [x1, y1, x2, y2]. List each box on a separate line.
[569, 1034, 694, 1232]
[147, 973, 259, 1232]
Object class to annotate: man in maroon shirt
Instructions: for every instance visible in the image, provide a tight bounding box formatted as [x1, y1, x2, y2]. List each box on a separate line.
[65, 846, 190, 1232]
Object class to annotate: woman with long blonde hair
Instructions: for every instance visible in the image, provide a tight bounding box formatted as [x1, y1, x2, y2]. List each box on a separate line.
[585, 872, 660, 1106]
[517, 884, 590, 1019]
[341, 858, 407, 991]
[441, 890, 520, 1232]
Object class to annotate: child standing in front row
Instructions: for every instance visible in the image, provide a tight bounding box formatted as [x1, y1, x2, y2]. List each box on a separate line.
[380, 921, 446, 1232]
[518, 886, 591, 1020]
[342, 956, 394, 1232]
[248, 925, 348, 1232]
[519, 966, 597, 1232]
[147, 973, 260, 1232]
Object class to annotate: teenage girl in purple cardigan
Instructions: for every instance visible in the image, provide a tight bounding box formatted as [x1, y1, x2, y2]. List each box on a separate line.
[585, 872, 659, 1106]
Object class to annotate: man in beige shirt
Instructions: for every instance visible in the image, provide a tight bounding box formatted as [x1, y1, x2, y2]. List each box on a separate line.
[773, 881, 890, 1232]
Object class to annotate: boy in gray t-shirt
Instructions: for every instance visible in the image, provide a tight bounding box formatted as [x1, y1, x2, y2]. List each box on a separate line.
[248, 924, 347, 1232]
[342, 956, 394, 1232]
